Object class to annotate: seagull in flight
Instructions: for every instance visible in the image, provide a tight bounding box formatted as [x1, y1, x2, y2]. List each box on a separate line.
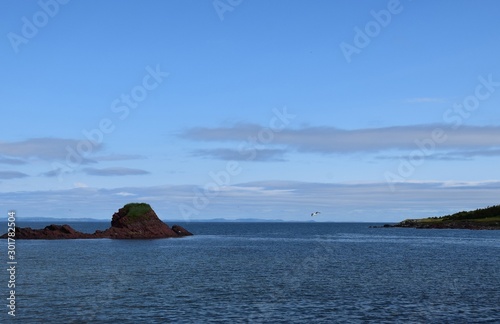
[311, 211, 321, 217]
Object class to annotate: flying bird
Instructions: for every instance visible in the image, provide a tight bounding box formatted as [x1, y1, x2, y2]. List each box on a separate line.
[311, 211, 321, 217]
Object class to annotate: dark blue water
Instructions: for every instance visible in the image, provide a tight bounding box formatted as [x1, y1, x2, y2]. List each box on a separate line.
[2, 222, 499, 323]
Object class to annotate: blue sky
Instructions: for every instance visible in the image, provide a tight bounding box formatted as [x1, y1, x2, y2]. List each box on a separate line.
[2, 0, 500, 221]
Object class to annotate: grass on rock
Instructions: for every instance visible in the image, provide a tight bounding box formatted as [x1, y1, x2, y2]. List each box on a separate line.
[122, 203, 153, 221]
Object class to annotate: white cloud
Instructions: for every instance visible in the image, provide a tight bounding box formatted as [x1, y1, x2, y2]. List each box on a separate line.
[191, 148, 287, 161]
[115, 192, 136, 196]
[0, 138, 102, 162]
[0, 171, 29, 179]
[377, 148, 500, 161]
[83, 167, 150, 176]
[0, 157, 27, 165]
[74, 182, 89, 188]
[92, 154, 146, 161]
[181, 124, 500, 154]
[3, 181, 500, 222]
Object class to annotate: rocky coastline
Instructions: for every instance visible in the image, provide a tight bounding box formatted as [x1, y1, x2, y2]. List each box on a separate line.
[1, 203, 193, 239]
[376, 205, 500, 230]
[379, 219, 500, 230]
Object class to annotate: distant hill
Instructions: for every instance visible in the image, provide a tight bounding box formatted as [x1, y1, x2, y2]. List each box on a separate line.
[16, 217, 287, 223]
[391, 205, 500, 230]
[176, 218, 286, 223]
[439, 205, 500, 221]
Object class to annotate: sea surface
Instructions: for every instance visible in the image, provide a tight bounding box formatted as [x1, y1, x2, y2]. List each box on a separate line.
[2, 222, 499, 323]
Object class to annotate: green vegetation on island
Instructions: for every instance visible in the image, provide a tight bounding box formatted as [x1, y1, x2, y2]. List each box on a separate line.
[392, 205, 500, 230]
[121, 203, 153, 221]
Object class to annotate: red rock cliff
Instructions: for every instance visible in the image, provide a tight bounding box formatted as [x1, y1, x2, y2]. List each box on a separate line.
[1, 203, 193, 239]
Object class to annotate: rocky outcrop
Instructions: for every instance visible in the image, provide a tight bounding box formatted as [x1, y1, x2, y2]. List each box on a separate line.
[171, 225, 193, 236]
[1, 203, 193, 239]
[98, 203, 181, 239]
[5, 224, 93, 239]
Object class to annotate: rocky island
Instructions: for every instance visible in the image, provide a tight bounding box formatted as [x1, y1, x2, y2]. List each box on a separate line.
[384, 205, 500, 230]
[1, 203, 193, 239]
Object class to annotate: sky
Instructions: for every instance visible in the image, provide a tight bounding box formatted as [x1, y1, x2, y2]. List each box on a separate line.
[1, 0, 500, 222]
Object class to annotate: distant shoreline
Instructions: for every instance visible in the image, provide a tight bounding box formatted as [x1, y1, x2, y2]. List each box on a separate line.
[380, 205, 500, 230]
[16, 218, 384, 224]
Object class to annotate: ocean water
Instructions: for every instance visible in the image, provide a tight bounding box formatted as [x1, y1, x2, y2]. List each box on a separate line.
[2, 222, 499, 323]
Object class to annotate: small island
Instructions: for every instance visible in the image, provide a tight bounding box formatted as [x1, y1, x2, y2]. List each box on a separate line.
[385, 205, 500, 230]
[1, 203, 193, 239]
